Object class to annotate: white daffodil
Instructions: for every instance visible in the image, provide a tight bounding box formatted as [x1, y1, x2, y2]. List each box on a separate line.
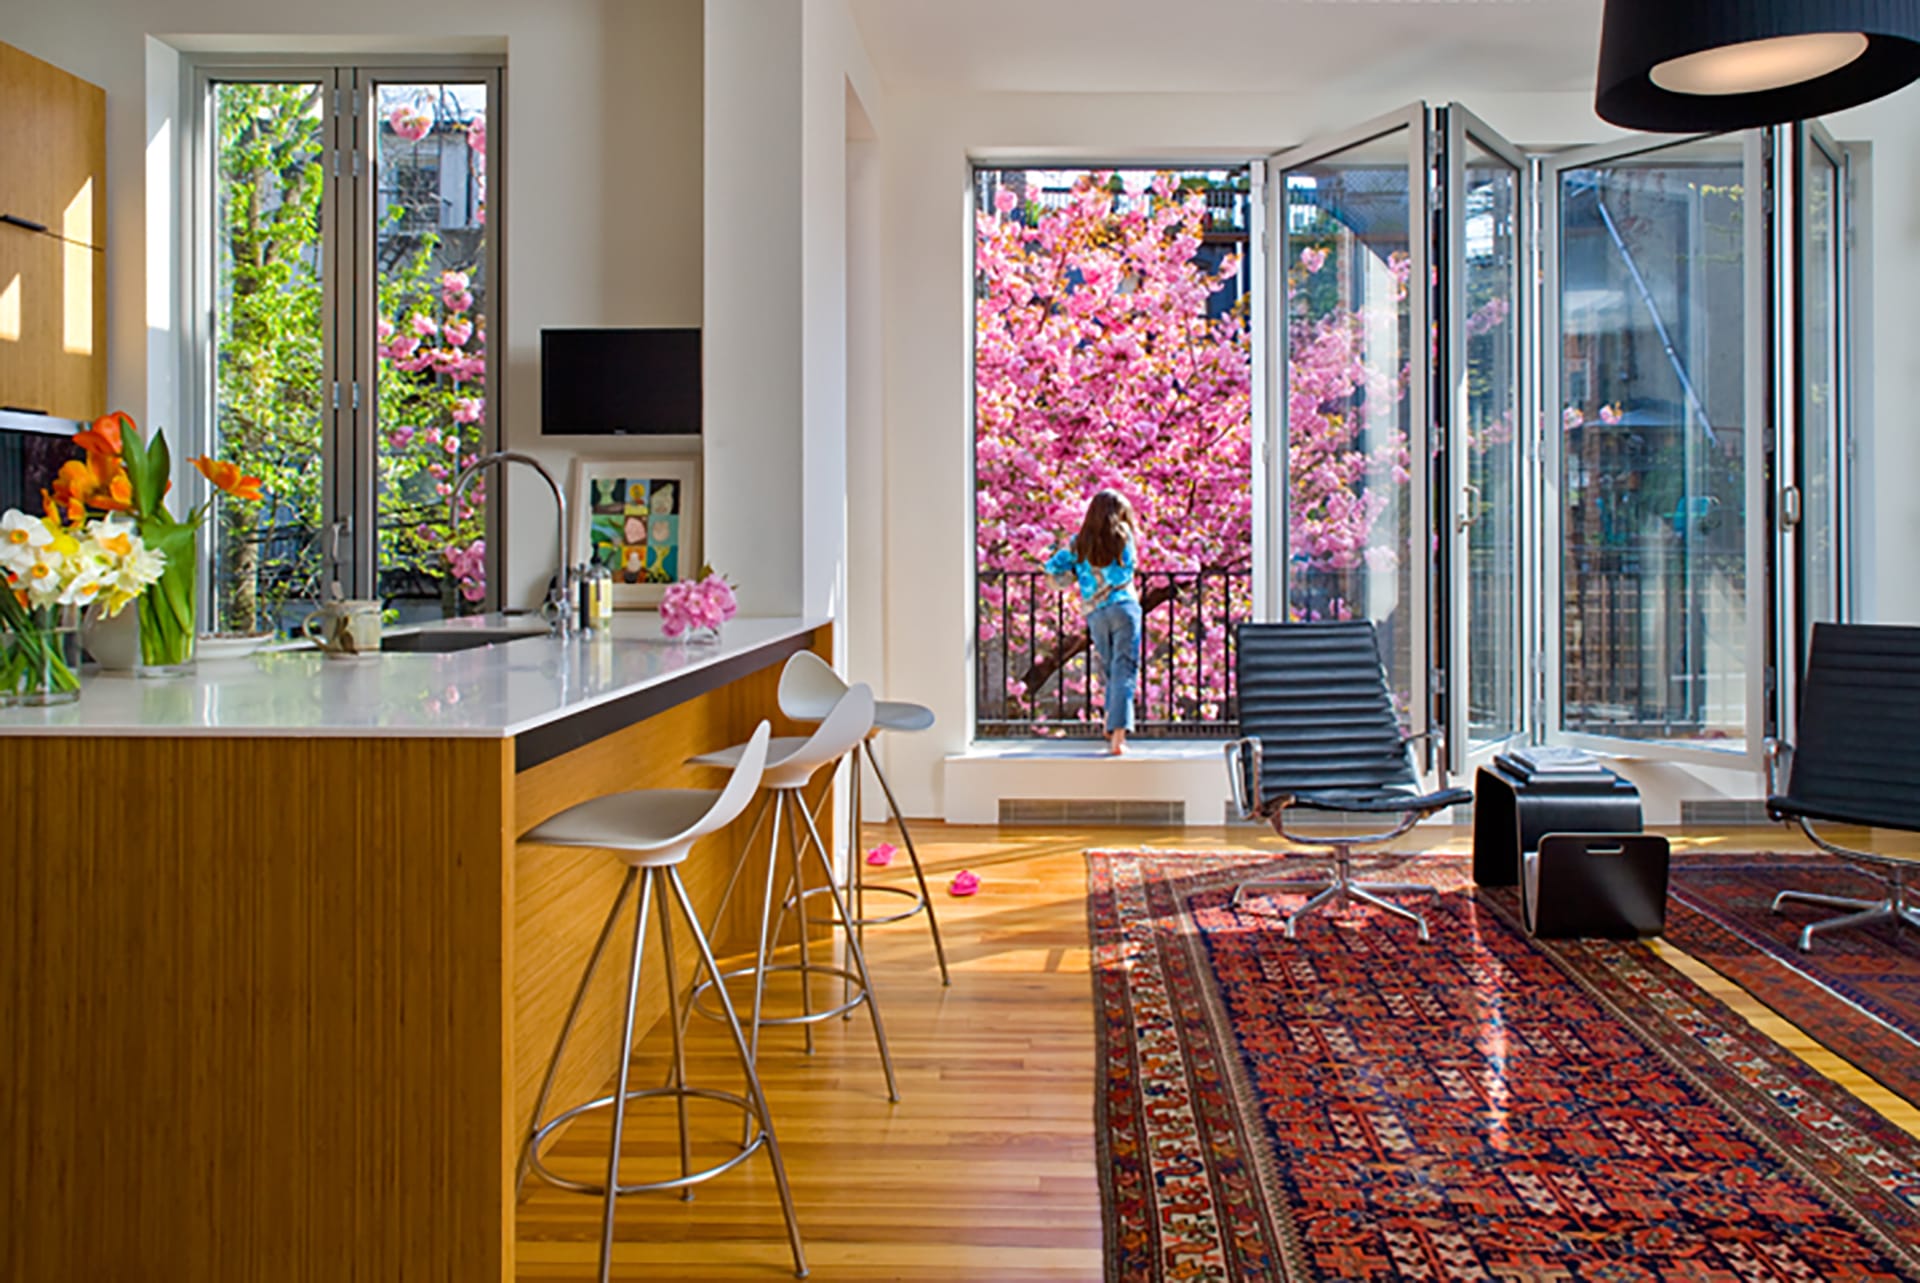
[59, 561, 109, 609]
[0, 509, 52, 573]
[82, 514, 140, 565]
[20, 554, 68, 610]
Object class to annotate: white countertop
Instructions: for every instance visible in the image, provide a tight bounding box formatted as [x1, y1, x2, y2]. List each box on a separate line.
[0, 613, 826, 739]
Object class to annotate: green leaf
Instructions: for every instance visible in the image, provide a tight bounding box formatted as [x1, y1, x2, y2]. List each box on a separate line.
[149, 427, 173, 519]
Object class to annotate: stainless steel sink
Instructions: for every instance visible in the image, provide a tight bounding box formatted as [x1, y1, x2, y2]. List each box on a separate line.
[380, 628, 549, 654]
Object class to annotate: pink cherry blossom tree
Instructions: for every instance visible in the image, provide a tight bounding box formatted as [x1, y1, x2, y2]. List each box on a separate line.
[975, 170, 1410, 735]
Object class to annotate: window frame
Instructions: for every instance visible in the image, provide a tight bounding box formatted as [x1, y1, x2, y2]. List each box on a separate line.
[186, 54, 505, 626]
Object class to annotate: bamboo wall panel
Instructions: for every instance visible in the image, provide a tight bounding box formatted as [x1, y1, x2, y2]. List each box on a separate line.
[511, 626, 832, 1176]
[0, 40, 106, 420]
[0, 735, 515, 1283]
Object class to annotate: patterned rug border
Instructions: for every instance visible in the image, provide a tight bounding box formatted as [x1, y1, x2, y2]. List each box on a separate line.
[1665, 850, 1920, 1108]
[1088, 847, 1920, 1283]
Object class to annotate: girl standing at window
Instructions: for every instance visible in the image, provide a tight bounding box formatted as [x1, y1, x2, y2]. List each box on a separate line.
[1045, 489, 1142, 755]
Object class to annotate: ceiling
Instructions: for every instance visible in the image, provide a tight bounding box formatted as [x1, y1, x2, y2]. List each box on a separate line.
[846, 0, 1608, 97]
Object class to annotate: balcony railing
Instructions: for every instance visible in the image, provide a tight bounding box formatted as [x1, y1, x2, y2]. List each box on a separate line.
[976, 567, 1250, 739]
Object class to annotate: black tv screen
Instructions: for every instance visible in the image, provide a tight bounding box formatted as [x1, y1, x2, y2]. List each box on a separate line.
[541, 328, 701, 435]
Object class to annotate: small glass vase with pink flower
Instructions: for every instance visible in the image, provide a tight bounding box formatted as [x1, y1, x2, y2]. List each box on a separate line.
[658, 569, 737, 645]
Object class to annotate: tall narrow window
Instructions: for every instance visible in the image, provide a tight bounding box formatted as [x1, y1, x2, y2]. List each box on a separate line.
[369, 79, 491, 623]
[202, 64, 499, 634]
[972, 169, 1253, 740]
[208, 80, 328, 634]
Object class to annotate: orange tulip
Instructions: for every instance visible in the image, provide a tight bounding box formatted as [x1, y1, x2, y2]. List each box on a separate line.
[75, 412, 131, 462]
[48, 455, 133, 519]
[191, 456, 264, 503]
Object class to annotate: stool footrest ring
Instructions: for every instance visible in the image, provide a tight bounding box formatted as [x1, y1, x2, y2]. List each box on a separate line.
[786, 880, 929, 927]
[527, 1085, 764, 1197]
[689, 963, 872, 1027]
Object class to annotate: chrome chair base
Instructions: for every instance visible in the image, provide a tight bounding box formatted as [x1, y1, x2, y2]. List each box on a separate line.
[1233, 844, 1438, 943]
[1771, 887, 1920, 952]
[521, 864, 808, 1281]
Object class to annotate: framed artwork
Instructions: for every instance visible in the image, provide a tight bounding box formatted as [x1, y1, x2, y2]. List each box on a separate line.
[570, 456, 701, 607]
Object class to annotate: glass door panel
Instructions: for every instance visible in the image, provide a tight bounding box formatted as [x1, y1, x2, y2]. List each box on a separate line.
[1546, 134, 1760, 759]
[1443, 107, 1525, 768]
[367, 76, 494, 623]
[207, 78, 330, 636]
[1274, 110, 1429, 737]
[1798, 125, 1845, 640]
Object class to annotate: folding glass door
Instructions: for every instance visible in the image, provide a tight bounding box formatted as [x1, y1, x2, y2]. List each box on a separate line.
[1440, 106, 1526, 773]
[201, 63, 498, 634]
[1540, 132, 1767, 767]
[1270, 108, 1433, 757]
[1777, 122, 1852, 738]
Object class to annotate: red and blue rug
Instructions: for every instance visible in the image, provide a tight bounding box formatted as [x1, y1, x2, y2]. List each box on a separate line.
[1667, 848, 1920, 1106]
[1090, 850, 1920, 1282]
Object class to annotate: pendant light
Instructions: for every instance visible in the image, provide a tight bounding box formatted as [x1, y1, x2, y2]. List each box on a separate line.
[1596, 0, 1920, 131]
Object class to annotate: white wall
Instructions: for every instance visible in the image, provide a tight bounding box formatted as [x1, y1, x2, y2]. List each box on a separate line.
[1830, 86, 1920, 626]
[7, 0, 705, 608]
[703, 0, 882, 627]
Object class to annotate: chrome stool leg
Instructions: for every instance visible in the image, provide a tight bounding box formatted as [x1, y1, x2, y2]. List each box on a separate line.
[865, 742, 953, 986]
[783, 795, 818, 1054]
[667, 868, 809, 1279]
[798, 800, 900, 1102]
[656, 879, 694, 1200]
[598, 869, 655, 1282]
[517, 867, 638, 1194]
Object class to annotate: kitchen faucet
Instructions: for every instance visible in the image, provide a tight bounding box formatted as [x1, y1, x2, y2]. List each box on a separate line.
[450, 451, 577, 638]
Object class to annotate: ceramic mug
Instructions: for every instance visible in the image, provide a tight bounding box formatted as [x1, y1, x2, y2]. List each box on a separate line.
[303, 599, 382, 659]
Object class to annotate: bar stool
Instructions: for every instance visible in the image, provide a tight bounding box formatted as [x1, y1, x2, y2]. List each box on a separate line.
[519, 722, 808, 1281]
[689, 681, 899, 1100]
[779, 651, 950, 987]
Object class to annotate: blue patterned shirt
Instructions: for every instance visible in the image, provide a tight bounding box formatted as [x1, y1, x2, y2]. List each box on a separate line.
[1045, 538, 1136, 607]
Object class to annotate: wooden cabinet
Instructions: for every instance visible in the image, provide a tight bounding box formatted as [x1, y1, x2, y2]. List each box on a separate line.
[0, 40, 106, 420]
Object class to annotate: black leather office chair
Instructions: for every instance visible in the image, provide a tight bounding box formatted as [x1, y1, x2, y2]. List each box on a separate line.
[1225, 621, 1472, 941]
[1767, 622, 1920, 952]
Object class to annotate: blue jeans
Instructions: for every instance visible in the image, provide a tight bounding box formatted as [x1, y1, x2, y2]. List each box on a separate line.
[1088, 598, 1142, 734]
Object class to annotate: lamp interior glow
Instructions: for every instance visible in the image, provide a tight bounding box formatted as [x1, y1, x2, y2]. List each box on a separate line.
[1650, 31, 1872, 97]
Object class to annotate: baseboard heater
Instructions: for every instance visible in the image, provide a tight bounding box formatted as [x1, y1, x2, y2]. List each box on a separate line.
[999, 799, 1185, 825]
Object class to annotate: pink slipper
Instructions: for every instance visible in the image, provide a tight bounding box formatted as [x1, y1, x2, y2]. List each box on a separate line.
[948, 869, 980, 897]
[866, 843, 898, 867]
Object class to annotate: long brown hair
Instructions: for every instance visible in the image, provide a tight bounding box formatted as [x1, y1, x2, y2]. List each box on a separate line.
[1072, 489, 1136, 568]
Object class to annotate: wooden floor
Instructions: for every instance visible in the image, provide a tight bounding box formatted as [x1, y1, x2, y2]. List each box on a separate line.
[513, 822, 1920, 1280]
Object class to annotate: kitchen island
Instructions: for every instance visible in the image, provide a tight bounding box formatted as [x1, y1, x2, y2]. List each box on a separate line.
[0, 613, 830, 1282]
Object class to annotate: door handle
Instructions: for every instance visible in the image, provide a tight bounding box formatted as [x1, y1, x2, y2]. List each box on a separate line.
[1457, 482, 1481, 533]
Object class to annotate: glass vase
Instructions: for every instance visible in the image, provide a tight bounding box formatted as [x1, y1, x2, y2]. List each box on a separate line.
[1, 604, 83, 706]
[136, 519, 199, 677]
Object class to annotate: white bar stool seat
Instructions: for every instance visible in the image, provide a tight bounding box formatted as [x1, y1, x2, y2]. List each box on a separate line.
[519, 722, 808, 1280]
[686, 680, 900, 1098]
[777, 651, 950, 985]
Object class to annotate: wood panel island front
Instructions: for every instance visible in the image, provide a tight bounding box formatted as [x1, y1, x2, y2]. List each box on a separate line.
[0, 614, 830, 1281]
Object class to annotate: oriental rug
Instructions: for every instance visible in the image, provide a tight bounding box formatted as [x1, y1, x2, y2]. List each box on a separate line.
[1666, 848, 1920, 1107]
[1090, 849, 1920, 1283]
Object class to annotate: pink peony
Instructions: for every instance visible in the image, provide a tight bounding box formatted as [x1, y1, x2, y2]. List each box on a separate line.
[411, 313, 438, 338]
[452, 397, 484, 425]
[443, 290, 474, 315]
[1299, 246, 1328, 274]
[443, 319, 473, 348]
[466, 115, 487, 156]
[659, 572, 739, 638]
[387, 425, 415, 450]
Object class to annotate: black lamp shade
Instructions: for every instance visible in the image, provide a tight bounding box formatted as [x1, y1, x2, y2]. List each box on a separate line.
[1597, 0, 1920, 131]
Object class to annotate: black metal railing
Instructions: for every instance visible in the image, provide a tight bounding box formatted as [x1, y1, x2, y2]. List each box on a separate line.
[976, 567, 1250, 739]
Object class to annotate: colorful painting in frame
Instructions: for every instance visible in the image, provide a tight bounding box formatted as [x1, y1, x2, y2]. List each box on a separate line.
[570, 457, 701, 608]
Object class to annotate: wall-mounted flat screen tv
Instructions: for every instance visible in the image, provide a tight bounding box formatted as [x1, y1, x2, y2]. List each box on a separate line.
[541, 328, 701, 435]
